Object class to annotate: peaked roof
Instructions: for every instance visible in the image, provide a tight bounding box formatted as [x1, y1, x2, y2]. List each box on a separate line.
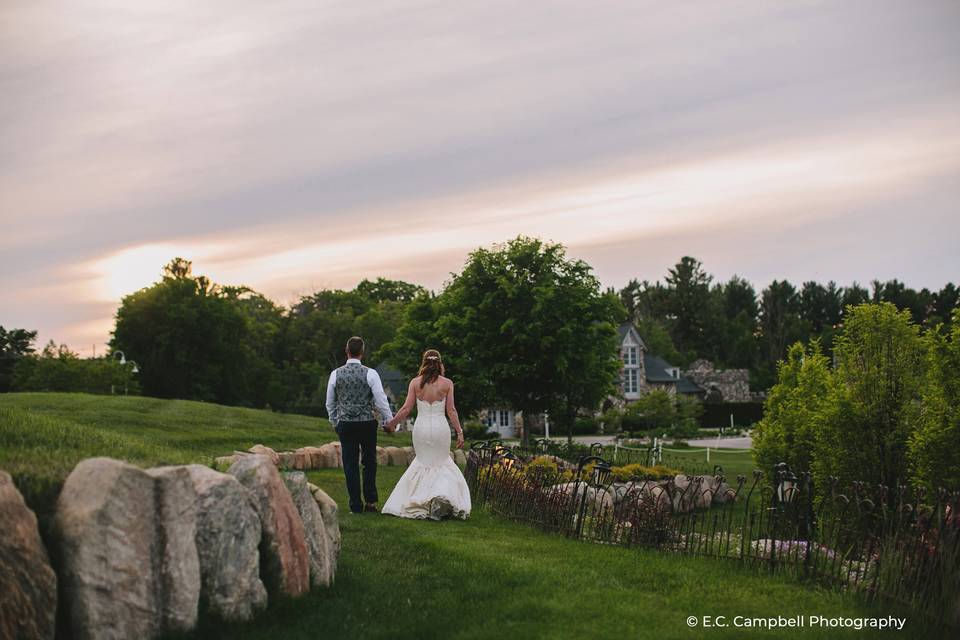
[643, 353, 680, 382]
[617, 322, 647, 349]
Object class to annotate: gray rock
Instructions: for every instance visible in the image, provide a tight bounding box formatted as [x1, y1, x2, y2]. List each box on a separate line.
[0, 471, 57, 640]
[308, 483, 341, 565]
[145, 467, 201, 632]
[283, 473, 333, 588]
[228, 455, 310, 598]
[247, 445, 279, 466]
[713, 482, 736, 504]
[52, 458, 160, 640]
[452, 449, 467, 467]
[184, 465, 267, 621]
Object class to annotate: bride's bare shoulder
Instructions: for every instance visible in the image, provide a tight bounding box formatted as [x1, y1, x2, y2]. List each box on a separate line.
[439, 375, 454, 387]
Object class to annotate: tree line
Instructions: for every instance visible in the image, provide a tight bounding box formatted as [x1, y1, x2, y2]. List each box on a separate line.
[619, 256, 957, 388]
[2, 241, 955, 443]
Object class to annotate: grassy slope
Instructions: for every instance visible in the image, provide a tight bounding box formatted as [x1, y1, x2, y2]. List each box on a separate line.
[0, 392, 412, 519]
[0, 394, 907, 639]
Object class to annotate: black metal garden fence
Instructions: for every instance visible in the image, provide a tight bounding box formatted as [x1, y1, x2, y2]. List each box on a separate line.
[503, 438, 715, 476]
[465, 442, 960, 632]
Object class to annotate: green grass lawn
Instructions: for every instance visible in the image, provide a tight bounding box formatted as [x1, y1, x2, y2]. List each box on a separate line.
[659, 447, 757, 478]
[0, 394, 914, 639]
[185, 467, 906, 640]
[0, 392, 412, 520]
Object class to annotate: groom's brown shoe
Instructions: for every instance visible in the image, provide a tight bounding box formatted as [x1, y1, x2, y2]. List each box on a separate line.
[364, 503, 378, 513]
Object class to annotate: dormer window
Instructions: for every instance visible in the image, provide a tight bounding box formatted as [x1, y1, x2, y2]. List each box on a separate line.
[624, 346, 638, 366]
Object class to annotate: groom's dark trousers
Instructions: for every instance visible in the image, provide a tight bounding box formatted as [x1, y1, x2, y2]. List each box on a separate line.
[337, 419, 378, 513]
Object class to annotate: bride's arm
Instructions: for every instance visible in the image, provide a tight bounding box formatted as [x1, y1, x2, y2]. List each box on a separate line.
[385, 379, 417, 431]
[446, 382, 465, 449]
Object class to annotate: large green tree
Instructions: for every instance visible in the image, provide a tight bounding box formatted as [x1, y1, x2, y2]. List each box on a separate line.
[386, 237, 624, 445]
[111, 258, 255, 405]
[664, 256, 715, 361]
[813, 303, 925, 488]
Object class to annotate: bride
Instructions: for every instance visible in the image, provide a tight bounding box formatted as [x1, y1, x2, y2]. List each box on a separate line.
[381, 349, 471, 520]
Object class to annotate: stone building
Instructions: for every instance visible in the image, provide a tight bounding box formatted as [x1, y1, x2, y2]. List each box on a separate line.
[616, 323, 704, 402]
[681, 359, 756, 403]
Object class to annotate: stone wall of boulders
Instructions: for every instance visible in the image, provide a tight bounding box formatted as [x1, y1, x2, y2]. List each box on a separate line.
[216, 442, 468, 471]
[0, 455, 340, 640]
[545, 473, 737, 515]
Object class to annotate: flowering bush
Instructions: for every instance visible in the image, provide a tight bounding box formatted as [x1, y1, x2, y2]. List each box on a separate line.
[610, 463, 680, 481]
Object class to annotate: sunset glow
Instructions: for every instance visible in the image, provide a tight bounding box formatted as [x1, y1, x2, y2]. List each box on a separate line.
[3, 0, 959, 353]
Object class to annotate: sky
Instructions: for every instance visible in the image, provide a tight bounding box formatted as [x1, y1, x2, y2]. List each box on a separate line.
[2, 0, 959, 354]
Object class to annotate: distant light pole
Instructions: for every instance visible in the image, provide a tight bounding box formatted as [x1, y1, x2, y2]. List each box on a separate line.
[113, 351, 139, 395]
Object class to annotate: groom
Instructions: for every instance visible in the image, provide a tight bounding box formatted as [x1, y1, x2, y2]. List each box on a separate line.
[325, 336, 395, 514]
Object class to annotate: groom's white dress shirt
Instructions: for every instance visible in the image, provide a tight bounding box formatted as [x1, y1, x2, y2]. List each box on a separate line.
[325, 358, 394, 426]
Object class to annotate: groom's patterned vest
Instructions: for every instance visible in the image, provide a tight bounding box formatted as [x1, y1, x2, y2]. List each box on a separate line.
[334, 362, 375, 422]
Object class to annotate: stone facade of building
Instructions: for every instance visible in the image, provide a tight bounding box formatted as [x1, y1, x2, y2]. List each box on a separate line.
[682, 359, 754, 403]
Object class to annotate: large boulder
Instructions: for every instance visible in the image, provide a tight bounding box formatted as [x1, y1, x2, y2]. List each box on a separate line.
[308, 483, 341, 563]
[247, 445, 279, 466]
[548, 482, 614, 514]
[714, 481, 736, 504]
[283, 473, 333, 588]
[52, 458, 199, 639]
[312, 443, 334, 469]
[0, 471, 57, 640]
[384, 447, 406, 466]
[452, 449, 467, 467]
[183, 465, 267, 621]
[228, 456, 310, 598]
[294, 447, 326, 471]
[402, 447, 416, 465]
[145, 467, 201, 632]
[376, 446, 389, 466]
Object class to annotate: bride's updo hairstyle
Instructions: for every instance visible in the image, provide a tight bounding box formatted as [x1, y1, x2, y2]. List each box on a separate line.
[418, 349, 444, 388]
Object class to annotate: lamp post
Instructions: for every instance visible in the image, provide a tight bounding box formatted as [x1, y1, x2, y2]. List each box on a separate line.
[775, 462, 798, 504]
[113, 351, 139, 395]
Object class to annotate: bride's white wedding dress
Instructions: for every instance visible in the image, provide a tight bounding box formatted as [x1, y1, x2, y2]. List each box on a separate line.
[382, 398, 471, 520]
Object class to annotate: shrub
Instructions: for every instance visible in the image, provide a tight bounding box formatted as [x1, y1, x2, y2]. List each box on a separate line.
[13, 342, 139, 395]
[623, 390, 675, 433]
[610, 463, 680, 481]
[464, 421, 498, 441]
[909, 309, 960, 491]
[813, 303, 925, 488]
[523, 455, 560, 480]
[571, 416, 599, 435]
[752, 340, 832, 477]
[600, 407, 622, 432]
